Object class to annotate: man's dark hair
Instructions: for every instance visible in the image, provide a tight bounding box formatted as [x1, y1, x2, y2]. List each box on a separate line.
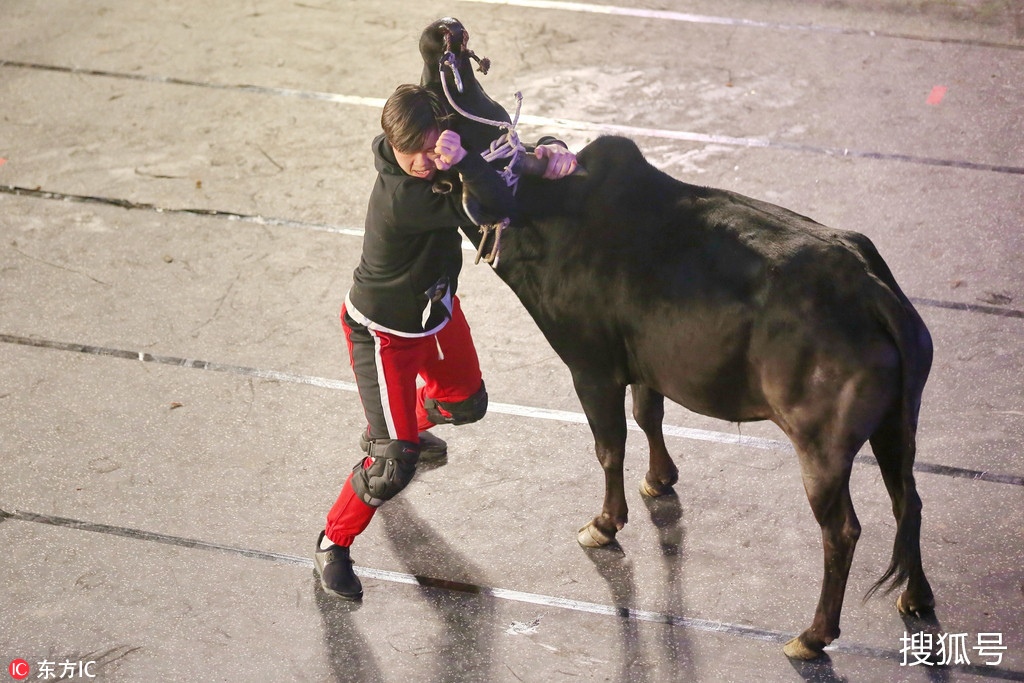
[381, 84, 451, 153]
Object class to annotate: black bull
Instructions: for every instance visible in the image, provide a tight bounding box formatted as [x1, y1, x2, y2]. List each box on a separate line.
[420, 18, 936, 659]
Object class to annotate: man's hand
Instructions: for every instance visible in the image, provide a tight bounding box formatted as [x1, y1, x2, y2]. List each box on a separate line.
[434, 130, 468, 170]
[535, 144, 578, 179]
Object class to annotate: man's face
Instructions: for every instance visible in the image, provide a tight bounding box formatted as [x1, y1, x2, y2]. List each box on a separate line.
[392, 128, 441, 180]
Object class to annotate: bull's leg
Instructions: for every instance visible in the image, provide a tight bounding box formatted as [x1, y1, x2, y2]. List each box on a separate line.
[869, 411, 934, 616]
[784, 453, 861, 660]
[631, 384, 678, 497]
[573, 374, 628, 548]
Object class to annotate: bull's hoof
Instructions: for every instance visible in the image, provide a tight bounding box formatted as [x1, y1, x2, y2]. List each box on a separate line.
[783, 635, 824, 660]
[896, 590, 934, 618]
[639, 476, 674, 498]
[577, 522, 616, 548]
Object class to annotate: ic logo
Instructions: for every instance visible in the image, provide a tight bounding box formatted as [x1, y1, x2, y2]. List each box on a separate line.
[8, 660, 30, 680]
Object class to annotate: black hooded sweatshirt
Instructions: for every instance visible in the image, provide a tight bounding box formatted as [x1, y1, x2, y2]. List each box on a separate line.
[344, 133, 517, 336]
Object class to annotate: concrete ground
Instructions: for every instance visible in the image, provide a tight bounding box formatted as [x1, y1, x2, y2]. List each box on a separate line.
[1, 0, 1022, 680]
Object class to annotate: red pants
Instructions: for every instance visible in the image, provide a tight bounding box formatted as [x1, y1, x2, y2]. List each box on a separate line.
[325, 296, 482, 546]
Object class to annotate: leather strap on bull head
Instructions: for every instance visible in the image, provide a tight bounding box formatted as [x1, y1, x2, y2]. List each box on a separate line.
[440, 24, 491, 93]
[441, 25, 467, 59]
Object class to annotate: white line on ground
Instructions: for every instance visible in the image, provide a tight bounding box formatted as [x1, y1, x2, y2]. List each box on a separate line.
[452, 0, 1024, 52]
[2, 61, 1021, 174]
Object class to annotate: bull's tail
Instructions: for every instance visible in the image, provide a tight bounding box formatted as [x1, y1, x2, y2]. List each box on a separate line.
[853, 238, 933, 600]
[843, 232, 933, 602]
[866, 464, 924, 599]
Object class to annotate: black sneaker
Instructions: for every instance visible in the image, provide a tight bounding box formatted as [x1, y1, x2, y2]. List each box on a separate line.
[416, 431, 448, 462]
[359, 429, 448, 462]
[314, 530, 362, 600]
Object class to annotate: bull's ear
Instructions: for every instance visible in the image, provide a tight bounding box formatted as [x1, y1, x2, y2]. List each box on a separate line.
[461, 182, 513, 226]
[461, 185, 487, 226]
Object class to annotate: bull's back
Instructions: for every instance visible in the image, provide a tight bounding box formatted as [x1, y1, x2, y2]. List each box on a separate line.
[513, 136, 914, 420]
[653, 198, 911, 421]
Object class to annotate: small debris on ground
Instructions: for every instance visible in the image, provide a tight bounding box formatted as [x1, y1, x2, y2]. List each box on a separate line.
[506, 617, 542, 635]
[979, 292, 1013, 305]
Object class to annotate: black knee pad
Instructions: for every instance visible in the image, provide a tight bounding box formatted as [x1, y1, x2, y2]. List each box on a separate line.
[424, 381, 488, 426]
[350, 439, 420, 507]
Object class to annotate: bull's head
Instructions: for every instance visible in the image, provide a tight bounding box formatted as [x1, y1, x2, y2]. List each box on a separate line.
[419, 16, 490, 92]
[419, 17, 513, 158]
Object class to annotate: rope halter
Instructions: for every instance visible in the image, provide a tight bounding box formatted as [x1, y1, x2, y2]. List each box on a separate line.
[439, 50, 527, 267]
